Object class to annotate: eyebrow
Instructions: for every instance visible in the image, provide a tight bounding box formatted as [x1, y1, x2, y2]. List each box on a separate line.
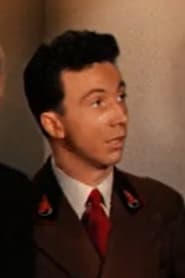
[80, 80, 126, 101]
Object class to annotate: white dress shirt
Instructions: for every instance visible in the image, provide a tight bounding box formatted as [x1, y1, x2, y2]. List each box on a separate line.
[51, 158, 113, 219]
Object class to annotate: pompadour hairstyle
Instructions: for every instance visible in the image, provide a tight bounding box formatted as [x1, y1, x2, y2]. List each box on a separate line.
[23, 30, 120, 131]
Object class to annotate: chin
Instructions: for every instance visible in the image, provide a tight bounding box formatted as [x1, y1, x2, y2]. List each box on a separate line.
[98, 153, 123, 168]
[108, 158, 122, 167]
[86, 149, 123, 169]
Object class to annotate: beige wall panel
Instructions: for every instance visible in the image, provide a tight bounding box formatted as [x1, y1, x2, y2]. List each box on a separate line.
[0, 0, 45, 176]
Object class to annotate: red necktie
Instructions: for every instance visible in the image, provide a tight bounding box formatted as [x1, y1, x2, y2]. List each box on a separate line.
[82, 189, 111, 257]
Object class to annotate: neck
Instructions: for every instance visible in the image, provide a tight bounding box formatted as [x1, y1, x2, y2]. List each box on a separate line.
[51, 146, 113, 186]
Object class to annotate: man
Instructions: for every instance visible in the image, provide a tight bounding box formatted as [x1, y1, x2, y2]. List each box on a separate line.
[24, 30, 185, 277]
[0, 46, 33, 277]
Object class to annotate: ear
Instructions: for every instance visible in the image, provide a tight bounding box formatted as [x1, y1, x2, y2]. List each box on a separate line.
[40, 111, 65, 139]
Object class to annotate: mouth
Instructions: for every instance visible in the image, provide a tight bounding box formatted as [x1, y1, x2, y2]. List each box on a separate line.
[107, 135, 126, 142]
[106, 136, 126, 149]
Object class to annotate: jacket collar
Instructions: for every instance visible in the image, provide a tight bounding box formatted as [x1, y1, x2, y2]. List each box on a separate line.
[34, 157, 143, 221]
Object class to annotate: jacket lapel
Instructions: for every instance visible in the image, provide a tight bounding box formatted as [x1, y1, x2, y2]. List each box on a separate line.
[34, 159, 101, 278]
[102, 169, 159, 278]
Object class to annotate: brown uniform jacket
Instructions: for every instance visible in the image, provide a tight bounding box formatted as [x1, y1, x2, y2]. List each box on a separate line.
[33, 159, 185, 278]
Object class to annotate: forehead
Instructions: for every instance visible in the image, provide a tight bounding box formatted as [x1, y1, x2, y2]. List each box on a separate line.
[60, 62, 123, 98]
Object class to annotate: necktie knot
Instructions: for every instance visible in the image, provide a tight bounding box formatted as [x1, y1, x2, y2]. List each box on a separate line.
[86, 189, 103, 209]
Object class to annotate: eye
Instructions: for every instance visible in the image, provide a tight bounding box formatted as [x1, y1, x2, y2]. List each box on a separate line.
[91, 98, 105, 108]
[117, 92, 127, 103]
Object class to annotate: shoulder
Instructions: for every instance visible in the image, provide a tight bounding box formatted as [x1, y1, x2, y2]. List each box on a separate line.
[0, 162, 28, 179]
[0, 164, 33, 277]
[0, 162, 32, 199]
[116, 168, 184, 217]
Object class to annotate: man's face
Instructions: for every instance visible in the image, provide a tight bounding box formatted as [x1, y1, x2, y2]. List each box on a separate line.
[59, 61, 128, 169]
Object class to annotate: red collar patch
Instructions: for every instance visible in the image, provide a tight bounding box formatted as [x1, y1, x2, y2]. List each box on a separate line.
[38, 194, 53, 217]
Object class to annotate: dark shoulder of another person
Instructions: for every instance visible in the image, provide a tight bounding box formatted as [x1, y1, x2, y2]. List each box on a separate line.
[0, 163, 33, 277]
[0, 162, 32, 213]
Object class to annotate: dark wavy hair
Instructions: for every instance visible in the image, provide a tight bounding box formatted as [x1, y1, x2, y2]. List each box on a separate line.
[23, 30, 120, 132]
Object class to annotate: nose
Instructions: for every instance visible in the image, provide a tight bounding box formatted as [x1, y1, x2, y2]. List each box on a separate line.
[109, 100, 128, 127]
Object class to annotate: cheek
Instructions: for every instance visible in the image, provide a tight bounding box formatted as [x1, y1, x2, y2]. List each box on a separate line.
[64, 108, 110, 139]
[96, 111, 110, 123]
[81, 113, 110, 138]
[87, 109, 112, 129]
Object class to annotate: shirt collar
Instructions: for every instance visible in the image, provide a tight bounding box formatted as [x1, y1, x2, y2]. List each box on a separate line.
[51, 157, 113, 219]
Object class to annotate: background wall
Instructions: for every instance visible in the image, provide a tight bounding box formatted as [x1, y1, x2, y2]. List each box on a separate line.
[0, 0, 45, 176]
[45, 0, 185, 195]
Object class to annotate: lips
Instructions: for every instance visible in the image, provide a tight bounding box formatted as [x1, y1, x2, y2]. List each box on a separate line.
[106, 136, 126, 149]
[107, 135, 126, 142]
